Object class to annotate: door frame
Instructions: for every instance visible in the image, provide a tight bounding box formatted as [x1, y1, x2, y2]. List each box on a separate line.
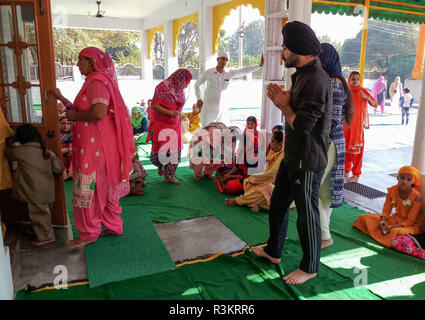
[0, 0, 67, 226]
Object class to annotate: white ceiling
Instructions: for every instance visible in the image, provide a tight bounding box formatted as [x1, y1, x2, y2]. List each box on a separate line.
[51, 0, 184, 19]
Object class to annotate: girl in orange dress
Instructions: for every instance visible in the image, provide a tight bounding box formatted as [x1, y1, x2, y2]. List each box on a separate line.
[343, 71, 378, 182]
[353, 165, 424, 247]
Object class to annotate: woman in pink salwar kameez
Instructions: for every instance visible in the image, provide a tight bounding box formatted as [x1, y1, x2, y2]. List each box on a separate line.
[51, 47, 135, 247]
[147, 69, 191, 184]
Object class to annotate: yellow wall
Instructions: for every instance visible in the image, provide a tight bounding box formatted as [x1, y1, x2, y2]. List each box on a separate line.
[212, 0, 265, 55]
[173, 13, 199, 57]
[148, 25, 164, 60]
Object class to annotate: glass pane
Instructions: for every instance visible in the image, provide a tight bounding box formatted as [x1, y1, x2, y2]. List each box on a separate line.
[25, 86, 43, 124]
[0, 6, 13, 44]
[17, 5, 36, 44]
[0, 46, 19, 84]
[3, 86, 23, 122]
[21, 46, 39, 85]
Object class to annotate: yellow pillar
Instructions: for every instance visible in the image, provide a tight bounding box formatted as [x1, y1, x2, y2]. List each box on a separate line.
[359, 0, 369, 86]
[411, 23, 425, 80]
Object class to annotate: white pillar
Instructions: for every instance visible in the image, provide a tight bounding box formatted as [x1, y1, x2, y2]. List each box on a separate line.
[0, 229, 14, 300]
[199, 3, 215, 73]
[163, 20, 178, 78]
[141, 30, 153, 81]
[411, 70, 425, 204]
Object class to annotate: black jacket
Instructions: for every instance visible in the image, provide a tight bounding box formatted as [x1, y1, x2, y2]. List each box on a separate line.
[283, 59, 332, 171]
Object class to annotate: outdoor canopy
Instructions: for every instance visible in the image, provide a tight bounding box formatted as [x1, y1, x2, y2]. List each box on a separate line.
[312, 0, 425, 24]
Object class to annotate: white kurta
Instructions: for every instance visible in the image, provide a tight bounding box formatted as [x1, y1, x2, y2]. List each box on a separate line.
[390, 82, 403, 110]
[195, 65, 261, 126]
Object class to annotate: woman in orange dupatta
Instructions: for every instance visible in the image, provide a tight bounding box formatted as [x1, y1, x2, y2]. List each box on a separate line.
[353, 165, 424, 248]
[343, 71, 377, 182]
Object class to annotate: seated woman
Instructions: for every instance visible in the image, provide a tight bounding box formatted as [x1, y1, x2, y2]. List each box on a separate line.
[266, 125, 284, 156]
[189, 122, 240, 180]
[131, 106, 149, 144]
[131, 106, 148, 135]
[353, 165, 424, 248]
[59, 115, 73, 180]
[225, 130, 284, 212]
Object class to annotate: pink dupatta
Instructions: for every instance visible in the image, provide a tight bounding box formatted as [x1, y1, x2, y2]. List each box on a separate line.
[79, 47, 135, 184]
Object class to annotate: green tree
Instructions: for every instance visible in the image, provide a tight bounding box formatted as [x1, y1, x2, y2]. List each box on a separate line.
[52, 28, 141, 66]
[217, 19, 264, 68]
[152, 32, 164, 66]
[177, 22, 199, 68]
[340, 19, 418, 85]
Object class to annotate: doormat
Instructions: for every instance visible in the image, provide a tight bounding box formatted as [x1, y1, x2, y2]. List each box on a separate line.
[344, 182, 387, 199]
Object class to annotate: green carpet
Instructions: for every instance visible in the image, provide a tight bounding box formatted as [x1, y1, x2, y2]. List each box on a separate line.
[16, 242, 379, 300]
[64, 181, 176, 288]
[25, 153, 425, 299]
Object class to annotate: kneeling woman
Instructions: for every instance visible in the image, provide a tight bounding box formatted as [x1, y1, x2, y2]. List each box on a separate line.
[353, 165, 424, 247]
[225, 130, 284, 212]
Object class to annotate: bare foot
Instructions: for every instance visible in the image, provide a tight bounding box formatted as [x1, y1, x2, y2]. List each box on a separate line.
[32, 239, 55, 247]
[165, 177, 181, 184]
[158, 166, 164, 176]
[250, 204, 261, 212]
[250, 246, 281, 264]
[344, 173, 350, 183]
[193, 176, 201, 181]
[67, 237, 96, 247]
[321, 238, 334, 249]
[100, 229, 119, 236]
[350, 176, 359, 183]
[225, 198, 237, 206]
[283, 269, 316, 285]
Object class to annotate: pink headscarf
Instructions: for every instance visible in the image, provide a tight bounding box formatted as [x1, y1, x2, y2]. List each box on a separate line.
[372, 76, 386, 98]
[78, 47, 135, 183]
[80, 47, 118, 85]
[152, 69, 192, 109]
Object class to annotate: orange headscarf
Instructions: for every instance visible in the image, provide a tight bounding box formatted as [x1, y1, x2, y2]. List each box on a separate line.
[398, 165, 421, 189]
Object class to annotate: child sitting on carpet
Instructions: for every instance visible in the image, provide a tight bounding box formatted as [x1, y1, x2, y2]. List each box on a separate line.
[129, 153, 147, 195]
[182, 103, 202, 143]
[391, 232, 425, 261]
[6, 124, 65, 246]
[59, 115, 73, 180]
[216, 131, 259, 195]
[352, 165, 424, 248]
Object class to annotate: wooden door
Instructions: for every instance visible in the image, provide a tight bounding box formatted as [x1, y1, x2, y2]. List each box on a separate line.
[0, 0, 67, 226]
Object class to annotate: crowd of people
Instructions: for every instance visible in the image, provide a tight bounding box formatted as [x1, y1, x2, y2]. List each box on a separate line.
[0, 20, 424, 288]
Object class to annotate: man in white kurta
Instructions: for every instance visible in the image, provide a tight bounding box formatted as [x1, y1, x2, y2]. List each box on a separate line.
[195, 51, 263, 126]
